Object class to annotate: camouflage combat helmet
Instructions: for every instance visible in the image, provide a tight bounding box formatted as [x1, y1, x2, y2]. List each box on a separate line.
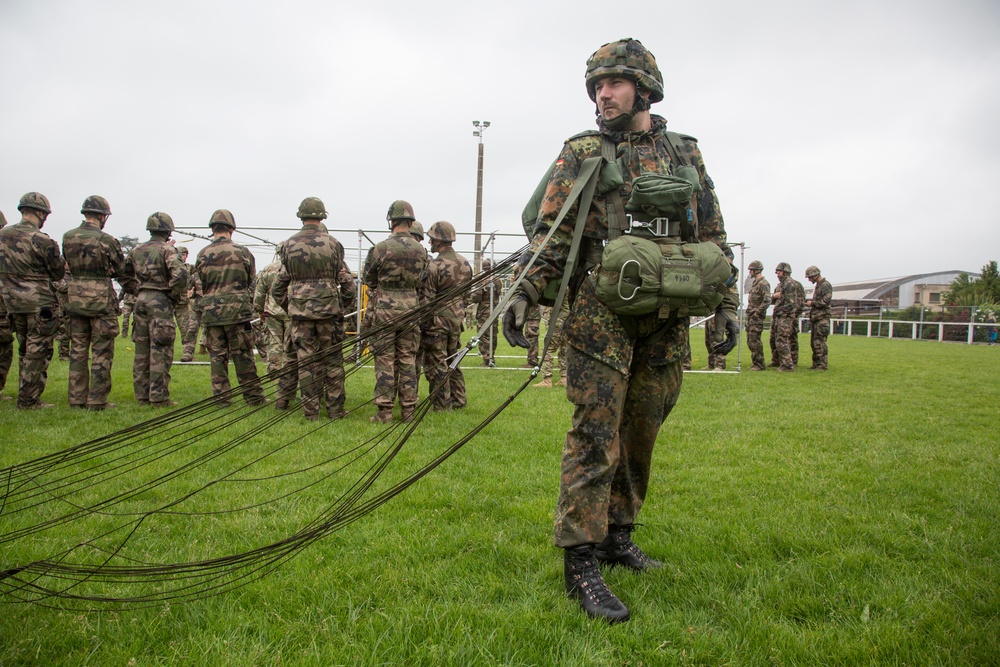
[775, 262, 792, 273]
[585, 38, 664, 104]
[805, 265, 821, 278]
[18, 192, 52, 215]
[146, 212, 175, 232]
[482, 258, 492, 268]
[297, 197, 328, 220]
[409, 220, 425, 240]
[427, 221, 456, 243]
[177, 245, 189, 256]
[386, 200, 416, 223]
[81, 195, 111, 216]
[209, 208, 236, 229]
[0, 209, 7, 228]
[748, 260, 764, 271]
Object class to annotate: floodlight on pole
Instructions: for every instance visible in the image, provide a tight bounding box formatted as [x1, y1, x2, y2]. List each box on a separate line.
[472, 120, 491, 272]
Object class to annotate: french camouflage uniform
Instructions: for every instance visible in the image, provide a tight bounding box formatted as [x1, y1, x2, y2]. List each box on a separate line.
[272, 224, 355, 420]
[195, 237, 265, 405]
[173, 260, 194, 350]
[363, 229, 429, 420]
[424, 246, 472, 411]
[470, 271, 502, 366]
[523, 304, 541, 367]
[514, 114, 731, 549]
[122, 239, 187, 404]
[770, 276, 797, 371]
[54, 273, 71, 361]
[809, 277, 833, 369]
[539, 300, 570, 382]
[120, 291, 136, 338]
[0, 215, 65, 408]
[62, 220, 132, 408]
[182, 272, 203, 359]
[253, 259, 289, 376]
[746, 273, 771, 370]
[789, 278, 805, 366]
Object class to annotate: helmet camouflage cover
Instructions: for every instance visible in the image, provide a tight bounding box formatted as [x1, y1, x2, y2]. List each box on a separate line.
[585, 38, 664, 104]
[805, 265, 821, 277]
[177, 245, 189, 255]
[81, 195, 111, 216]
[0, 209, 7, 228]
[297, 197, 328, 220]
[386, 200, 416, 222]
[427, 220, 456, 242]
[776, 262, 792, 273]
[748, 260, 764, 271]
[409, 220, 424, 239]
[18, 192, 52, 214]
[209, 208, 236, 229]
[146, 211, 175, 232]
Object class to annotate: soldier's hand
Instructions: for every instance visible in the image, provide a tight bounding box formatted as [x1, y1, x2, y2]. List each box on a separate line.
[713, 309, 740, 356]
[503, 293, 530, 349]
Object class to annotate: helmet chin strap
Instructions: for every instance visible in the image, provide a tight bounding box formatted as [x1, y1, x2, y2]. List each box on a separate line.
[595, 90, 652, 131]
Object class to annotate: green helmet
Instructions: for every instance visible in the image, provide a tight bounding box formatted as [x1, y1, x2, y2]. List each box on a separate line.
[209, 208, 236, 229]
[297, 197, 328, 220]
[427, 221, 456, 243]
[146, 212, 175, 232]
[805, 265, 821, 278]
[386, 200, 416, 223]
[18, 192, 52, 215]
[177, 245, 189, 256]
[482, 258, 492, 269]
[409, 220, 425, 240]
[585, 38, 664, 104]
[81, 195, 111, 216]
[748, 260, 764, 271]
[0, 209, 7, 228]
[776, 262, 792, 273]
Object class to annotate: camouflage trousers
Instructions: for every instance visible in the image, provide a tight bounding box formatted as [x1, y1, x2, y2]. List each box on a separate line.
[120, 302, 134, 338]
[263, 315, 288, 376]
[371, 317, 420, 412]
[539, 302, 569, 380]
[133, 290, 176, 404]
[704, 316, 726, 370]
[68, 314, 120, 407]
[475, 308, 499, 365]
[0, 314, 13, 394]
[524, 307, 541, 366]
[11, 310, 60, 407]
[769, 318, 799, 366]
[56, 314, 71, 360]
[252, 319, 268, 361]
[746, 316, 766, 369]
[423, 322, 466, 411]
[204, 323, 265, 405]
[183, 309, 202, 357]
[173, 303, 190, 344]
[810, 317, 830, 369]
[277, 318, 345, 418]
[771, 316, 796, 371]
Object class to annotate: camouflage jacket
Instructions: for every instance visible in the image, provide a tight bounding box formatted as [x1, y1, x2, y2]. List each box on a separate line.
[809, 277, 833, 321]
[426, 246, 473, 330]
[470, 274, 503, 318]
[771, 276, 797, 318]
[515, 114, 727, 301]
[174, 262, 195, 307]
[362, 229, 429, 318]
[253, 260, 287, 319]
[790, 279, 806, 318]
[122, 238, 187, 302]
[272, 224, 355, 320]
[195, 237, 256, 326]
[0, 217, 65, 314]
[61, 220, 131, 317]
[746, 274, 771, 320]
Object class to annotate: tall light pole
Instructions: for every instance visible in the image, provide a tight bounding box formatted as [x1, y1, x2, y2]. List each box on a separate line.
[472, 120, 490, 273]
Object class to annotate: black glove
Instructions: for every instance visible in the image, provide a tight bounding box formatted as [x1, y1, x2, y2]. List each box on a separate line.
[502, 293, 530, 349]
[712, 309, 740, 356]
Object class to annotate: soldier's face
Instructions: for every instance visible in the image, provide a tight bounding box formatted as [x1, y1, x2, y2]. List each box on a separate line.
[594, 77, 637, 123]
[808, 274, 818, 284]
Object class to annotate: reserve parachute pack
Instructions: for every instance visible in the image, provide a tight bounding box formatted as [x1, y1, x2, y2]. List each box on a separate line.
[521, 129, 732, 317]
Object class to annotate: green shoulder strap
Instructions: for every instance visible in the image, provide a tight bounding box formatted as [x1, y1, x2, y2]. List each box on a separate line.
[660, 130, 700, 239]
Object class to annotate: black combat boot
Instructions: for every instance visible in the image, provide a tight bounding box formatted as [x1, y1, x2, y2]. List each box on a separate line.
[594, 525, 663, 572]
[564, 544, 630, 623]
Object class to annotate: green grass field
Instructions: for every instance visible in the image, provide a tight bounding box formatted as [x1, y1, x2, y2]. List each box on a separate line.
[1, 332, 997, 666]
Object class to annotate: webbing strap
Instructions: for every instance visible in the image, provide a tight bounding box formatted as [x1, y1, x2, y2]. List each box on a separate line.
[600, 135, 626, 242]
[661, 130, 699, 239]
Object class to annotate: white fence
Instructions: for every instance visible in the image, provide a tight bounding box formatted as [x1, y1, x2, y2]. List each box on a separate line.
[826, 318, 995, 344]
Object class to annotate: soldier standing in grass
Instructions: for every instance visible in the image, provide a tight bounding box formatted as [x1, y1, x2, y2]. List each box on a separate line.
[534, 298, 570, 387]
[471, 258, 501, 368]
[0, 193, 65, 409]
[805, 265, 832, 370]
[173, 246, 194, 355]
[61, 196, 134, 410]
[745, 260, 770, 371]
[770, 262, 796, 372]
[423, 221, 472, 412]
[272, 197, 355, 421]
[789, 272, 806, 367]
[195, 210, 266, 406]
[0, 210, 14, 401]
[121, 212, 187, 406]
[503, 39, 735, 623]
[363, 200, 429, 423]
[254, 242, 290, 377]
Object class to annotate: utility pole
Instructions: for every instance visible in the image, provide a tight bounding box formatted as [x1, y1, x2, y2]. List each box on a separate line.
[472, 120, 490, 273]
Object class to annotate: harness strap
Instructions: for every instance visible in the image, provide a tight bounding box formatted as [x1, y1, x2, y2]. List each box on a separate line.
[600, 135, 626, 242]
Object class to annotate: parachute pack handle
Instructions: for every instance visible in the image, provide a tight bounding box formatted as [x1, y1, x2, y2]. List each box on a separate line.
[617, 260, 643, 302]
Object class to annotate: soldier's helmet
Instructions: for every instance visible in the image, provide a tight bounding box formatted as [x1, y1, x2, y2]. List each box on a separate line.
[482, 258, 492, 269]
[386, 200, 416, 223]
[209, 208, 237, 229]
[748, 260, 764, 271]
[297, 197, 328, 220]
[409, 220, 425, 240]
[776, 261, 792, 273]
[17, 192, 52, 215]
[177, 245, 189, 256]
[427, 221, 456, 243]
[146, 212, 175, 232]
[81, 195, 111, 216]
[805, 265, 821, 278]
[0, 209, 7, 228]
[585, 38, 664, 104]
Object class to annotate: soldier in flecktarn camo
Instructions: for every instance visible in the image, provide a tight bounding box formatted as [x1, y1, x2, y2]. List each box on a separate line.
[0, 193, 65, 409]
[805, 265, 832, 370]
[120, 212, 187, 406]
[253, 242, 290, 377]
[363, 200, 429, 423]
[745, 260, 771, 371]
[194, 209, 266, 406]
[0, 209, 15, 400]
[423, 220, 472, 412]
[61, 196, 135, 410]
[272, 197, 356, 421]
[503, 39, 735, 623]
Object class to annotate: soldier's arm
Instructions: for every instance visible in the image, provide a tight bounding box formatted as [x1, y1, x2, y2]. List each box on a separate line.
[166, 247, 187, 301]
[40, 235, 65, 282]
[272, 265, 290, 313]
[253, 268, 268, 315]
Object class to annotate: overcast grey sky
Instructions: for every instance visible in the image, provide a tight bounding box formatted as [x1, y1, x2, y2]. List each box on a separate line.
[2, 0, 998, 283]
